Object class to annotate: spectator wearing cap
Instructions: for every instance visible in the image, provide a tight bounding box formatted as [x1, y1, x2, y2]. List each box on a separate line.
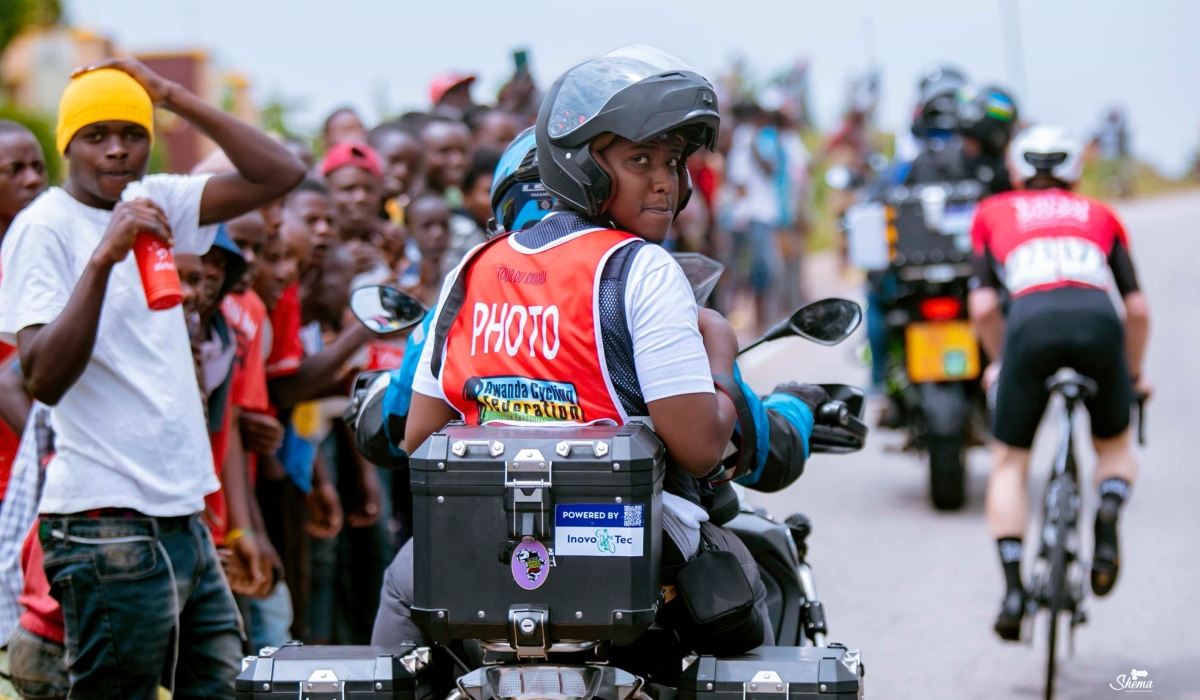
[321, 142, 404, 272]
[0, 58, 303, 698]
[429, 72, 476, 119]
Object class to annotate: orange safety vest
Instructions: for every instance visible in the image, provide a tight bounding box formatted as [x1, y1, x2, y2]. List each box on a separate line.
[439, 226, 639, 426]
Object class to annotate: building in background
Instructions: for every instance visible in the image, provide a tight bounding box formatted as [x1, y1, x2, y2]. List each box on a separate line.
[1, 27, 257, 174]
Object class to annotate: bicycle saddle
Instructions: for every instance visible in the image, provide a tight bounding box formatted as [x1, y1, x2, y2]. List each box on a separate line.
[1044, 368, 1098, 400]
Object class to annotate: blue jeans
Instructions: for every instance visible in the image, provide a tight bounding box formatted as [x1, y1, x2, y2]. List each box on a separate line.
[246, 583, 293, 653]
[40, 514, 242, 700]
[735, 221, 779, 293]
[7, 624, 70, 700]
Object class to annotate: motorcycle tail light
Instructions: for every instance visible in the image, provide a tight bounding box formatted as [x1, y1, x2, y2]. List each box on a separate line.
[920, 296, 962, 321]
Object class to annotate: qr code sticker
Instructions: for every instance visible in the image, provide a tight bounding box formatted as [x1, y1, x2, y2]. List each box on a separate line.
[623, 505, 644, 527]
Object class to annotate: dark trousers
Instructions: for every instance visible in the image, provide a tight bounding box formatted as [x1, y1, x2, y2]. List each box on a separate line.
[40, 514, 242, 700]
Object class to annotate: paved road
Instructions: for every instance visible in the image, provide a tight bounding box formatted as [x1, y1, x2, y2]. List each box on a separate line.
[738, 192, 1200, 700]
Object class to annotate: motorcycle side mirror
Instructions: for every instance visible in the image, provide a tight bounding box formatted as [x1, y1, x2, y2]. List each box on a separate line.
[740, 298, 863, 354]
[788, 298, 863, 345]
[350, 285, 427, 335]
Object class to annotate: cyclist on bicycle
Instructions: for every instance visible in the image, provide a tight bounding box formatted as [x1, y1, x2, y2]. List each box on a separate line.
[968, 125, 1150, 640]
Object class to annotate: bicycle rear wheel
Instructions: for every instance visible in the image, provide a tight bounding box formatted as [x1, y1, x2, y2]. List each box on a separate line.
[1045, 500, 1069, 700]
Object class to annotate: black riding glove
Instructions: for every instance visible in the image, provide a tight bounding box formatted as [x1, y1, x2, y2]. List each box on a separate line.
[771, 382, 829, 411]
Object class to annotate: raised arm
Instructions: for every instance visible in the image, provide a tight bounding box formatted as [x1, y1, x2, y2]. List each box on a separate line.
[76, 58, 305, 224]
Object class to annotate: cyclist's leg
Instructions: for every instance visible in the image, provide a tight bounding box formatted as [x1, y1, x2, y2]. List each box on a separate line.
[1074, 305, 1136, 595]
[986, 302, 1063, 639]
[987, 312, 1059, 538]
[985, 442, 1032, 538]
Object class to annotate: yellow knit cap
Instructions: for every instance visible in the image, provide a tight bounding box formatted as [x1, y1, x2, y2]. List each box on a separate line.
[55, 68, 154, 154]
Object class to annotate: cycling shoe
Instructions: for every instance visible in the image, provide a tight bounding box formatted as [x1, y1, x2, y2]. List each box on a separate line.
[994, 587, 1027, 642]
[1091, 501, 1121, 596]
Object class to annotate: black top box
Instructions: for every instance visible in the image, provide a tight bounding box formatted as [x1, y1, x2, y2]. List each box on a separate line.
[678, 646, 864, 700]
[408, 423, 666, 648]
[887, 179, 984, 270]
[235, 644, 431, 699]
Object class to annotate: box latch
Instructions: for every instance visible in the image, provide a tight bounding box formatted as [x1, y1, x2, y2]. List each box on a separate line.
[506, 449, 551, 539]
[744, 671, 788, 700]
[509, 605, 551, 658]
[506, 448, 551, 488]
[302, 668, 344, 700]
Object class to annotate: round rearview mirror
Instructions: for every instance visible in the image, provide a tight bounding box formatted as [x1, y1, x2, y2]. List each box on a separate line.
[788, 298, 863, 345]
[350, 285, 427, 335]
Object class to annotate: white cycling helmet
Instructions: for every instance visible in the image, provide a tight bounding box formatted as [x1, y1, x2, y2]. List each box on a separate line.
[1008, 124, 1084, 185]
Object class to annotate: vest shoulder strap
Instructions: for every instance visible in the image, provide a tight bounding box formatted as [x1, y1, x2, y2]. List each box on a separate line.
[430, 233, 512, 379]
[598, 240, 648, 416]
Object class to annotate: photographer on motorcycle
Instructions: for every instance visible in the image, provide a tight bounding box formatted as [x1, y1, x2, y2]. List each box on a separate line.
[365, 47, 824, 657]
[969, 125, 1150, 640]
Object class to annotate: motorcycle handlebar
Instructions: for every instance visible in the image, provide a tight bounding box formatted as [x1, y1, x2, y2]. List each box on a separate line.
[809, 400, 868, 454]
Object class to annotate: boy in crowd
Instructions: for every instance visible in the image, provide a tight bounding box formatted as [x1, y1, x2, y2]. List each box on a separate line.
[367, 123, 423, 226]
[323, 107, 368, 150]
[419, 117, 471, 204]
[397, 193, 453, 306]
[0, 59, 304, 696]
[212, 209, 295, 650]
[0, 121, 46, 503]
[461, 148, 501, 232]
[468, 108, 525, 153]
[419, 117, 484, 274]
[283, 179, 336, 273]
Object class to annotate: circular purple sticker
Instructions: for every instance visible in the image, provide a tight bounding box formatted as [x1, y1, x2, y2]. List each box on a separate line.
[511, 538, 550, 590]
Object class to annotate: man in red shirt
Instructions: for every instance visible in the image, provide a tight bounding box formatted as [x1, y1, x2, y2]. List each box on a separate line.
[969, 126, 1151, 640]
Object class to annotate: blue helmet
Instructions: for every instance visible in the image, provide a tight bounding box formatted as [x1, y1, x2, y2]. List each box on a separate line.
[489, 127, 555, 235]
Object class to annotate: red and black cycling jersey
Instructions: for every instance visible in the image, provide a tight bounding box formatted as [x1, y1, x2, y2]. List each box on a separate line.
[970, 189, 1139, 298]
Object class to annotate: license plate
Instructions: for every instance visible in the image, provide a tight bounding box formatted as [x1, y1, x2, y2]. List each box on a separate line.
[906, 321, 980, 382]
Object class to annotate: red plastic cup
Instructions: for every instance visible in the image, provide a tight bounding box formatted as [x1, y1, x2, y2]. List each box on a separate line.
[132, 231, 183, 311]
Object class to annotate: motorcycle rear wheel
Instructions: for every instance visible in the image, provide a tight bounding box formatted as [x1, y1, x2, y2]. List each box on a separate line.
[928, 435, 966, 510]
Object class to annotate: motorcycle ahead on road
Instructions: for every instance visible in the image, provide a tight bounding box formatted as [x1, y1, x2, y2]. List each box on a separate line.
[236, 266, 870, 699]
[839, 173, 990, 510]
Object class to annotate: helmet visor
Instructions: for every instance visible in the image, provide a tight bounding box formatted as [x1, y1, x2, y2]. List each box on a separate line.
[547, 45, 697, 140]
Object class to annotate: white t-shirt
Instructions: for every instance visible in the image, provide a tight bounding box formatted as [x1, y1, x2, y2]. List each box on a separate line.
[0, 175, 219, 516]
[725, 124, 783, 230]
[412, 231, 715, 410]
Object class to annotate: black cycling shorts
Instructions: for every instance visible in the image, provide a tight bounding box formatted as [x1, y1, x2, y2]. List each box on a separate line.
[993, 287, 1132, 449]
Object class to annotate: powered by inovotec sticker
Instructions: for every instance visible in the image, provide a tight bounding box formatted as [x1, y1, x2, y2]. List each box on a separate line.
[554, 504, 644, 557]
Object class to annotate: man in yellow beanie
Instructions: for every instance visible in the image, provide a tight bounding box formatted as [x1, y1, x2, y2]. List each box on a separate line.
[0, 57, 304, 699]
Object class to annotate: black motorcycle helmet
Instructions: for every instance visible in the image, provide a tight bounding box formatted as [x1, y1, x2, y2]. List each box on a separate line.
[536, 45, 720, 219]
[957, 85, 1019, 157]
[913, 65, 968, 138]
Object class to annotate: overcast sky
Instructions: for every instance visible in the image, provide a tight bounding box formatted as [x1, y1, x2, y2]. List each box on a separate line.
[69, 0, 1199, 174]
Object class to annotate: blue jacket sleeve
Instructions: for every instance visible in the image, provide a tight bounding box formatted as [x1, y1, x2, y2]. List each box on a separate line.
[730, 363, 815, 492]
[380, 309, 437, 454]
